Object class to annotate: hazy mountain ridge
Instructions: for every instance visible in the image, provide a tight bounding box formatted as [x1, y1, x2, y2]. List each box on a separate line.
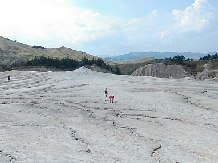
[104, 52, 208, 62]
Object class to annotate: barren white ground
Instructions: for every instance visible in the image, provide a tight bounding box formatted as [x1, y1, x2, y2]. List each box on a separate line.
[0, 67, 218, 163]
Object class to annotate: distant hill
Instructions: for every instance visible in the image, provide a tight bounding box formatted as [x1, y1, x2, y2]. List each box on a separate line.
[104, 52, 207, 62]
[116, 57, 156, 75]
[0, 36, 98, 65]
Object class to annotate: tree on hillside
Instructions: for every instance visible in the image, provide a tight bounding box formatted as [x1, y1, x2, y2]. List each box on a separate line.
[165, 55, 185, 64]
[173, 55, 185, 63]
[200, 53, 218, 61]
[80, 56, 89, 66]
[13, 55, 121, 74]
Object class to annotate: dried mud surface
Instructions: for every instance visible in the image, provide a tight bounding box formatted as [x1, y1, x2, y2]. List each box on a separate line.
[0, 68, 218, 163]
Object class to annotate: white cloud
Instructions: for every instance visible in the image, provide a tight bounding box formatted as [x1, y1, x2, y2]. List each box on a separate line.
[119, 10, 159, 45]
[159, 30, 172, 43]
[0, 0, 159, 49]
[172, 0, 213, 32]
[0, 0, 216, 55]
[0, 0, 116, 46]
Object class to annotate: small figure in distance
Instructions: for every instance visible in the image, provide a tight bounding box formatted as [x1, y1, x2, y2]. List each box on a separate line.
[104, 87, 108, 101]
[109, 95, 114, 103]
[8, 75, 10, 81]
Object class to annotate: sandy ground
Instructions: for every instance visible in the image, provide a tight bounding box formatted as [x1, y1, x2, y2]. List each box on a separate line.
[0, 67, 218, 163]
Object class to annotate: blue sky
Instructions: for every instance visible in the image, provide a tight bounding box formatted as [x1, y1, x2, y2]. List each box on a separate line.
[0, 0, 217, 57]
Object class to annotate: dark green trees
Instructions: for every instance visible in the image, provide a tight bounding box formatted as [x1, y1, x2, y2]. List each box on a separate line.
[23, 56, 121, 74]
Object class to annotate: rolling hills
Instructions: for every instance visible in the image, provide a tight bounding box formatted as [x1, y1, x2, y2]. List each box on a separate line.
[0, 36, 98, 65]
[1, 36, 218, 79]
[104, 51, 207, 62]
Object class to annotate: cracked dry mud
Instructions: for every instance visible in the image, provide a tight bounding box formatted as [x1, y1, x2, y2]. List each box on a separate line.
[0, 68, 218, 163]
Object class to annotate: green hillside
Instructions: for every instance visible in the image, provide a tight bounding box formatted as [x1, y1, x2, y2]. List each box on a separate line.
[0, 36, 145, 74]
[1, 36, 217, 77]
[0, 36, 98, 65]
[116, 57, 155, 75]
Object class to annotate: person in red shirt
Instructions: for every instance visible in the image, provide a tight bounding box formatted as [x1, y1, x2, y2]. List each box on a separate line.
[109, 95, 114, 103]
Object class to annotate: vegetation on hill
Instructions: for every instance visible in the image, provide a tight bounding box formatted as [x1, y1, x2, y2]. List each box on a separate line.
[0, 36, 98, 64]
[104, 51, 206, 61]
[0, 36, 121, 74]
[115, 53, 218, 76]
[1, 36, 217, 77]
[163, 54, 218, 76]
[116, 57, 156, 75]
[11, 56, 121, 75]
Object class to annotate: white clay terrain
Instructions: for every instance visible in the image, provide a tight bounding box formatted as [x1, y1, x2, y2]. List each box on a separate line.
[0, 67, 218, 163]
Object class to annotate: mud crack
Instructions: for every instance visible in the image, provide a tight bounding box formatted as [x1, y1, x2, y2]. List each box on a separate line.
[0, 150, 16, 162]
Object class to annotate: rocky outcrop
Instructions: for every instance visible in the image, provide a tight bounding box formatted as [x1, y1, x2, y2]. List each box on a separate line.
[85, 65, 112, 73]
[131, 63, 185, 79]
[195, 63, 218, 81]
[195, 69, 218, 81]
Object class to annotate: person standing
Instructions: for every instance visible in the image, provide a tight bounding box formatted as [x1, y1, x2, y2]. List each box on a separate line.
[109, 95, 114, 103]
[104, 88, 108, 101]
